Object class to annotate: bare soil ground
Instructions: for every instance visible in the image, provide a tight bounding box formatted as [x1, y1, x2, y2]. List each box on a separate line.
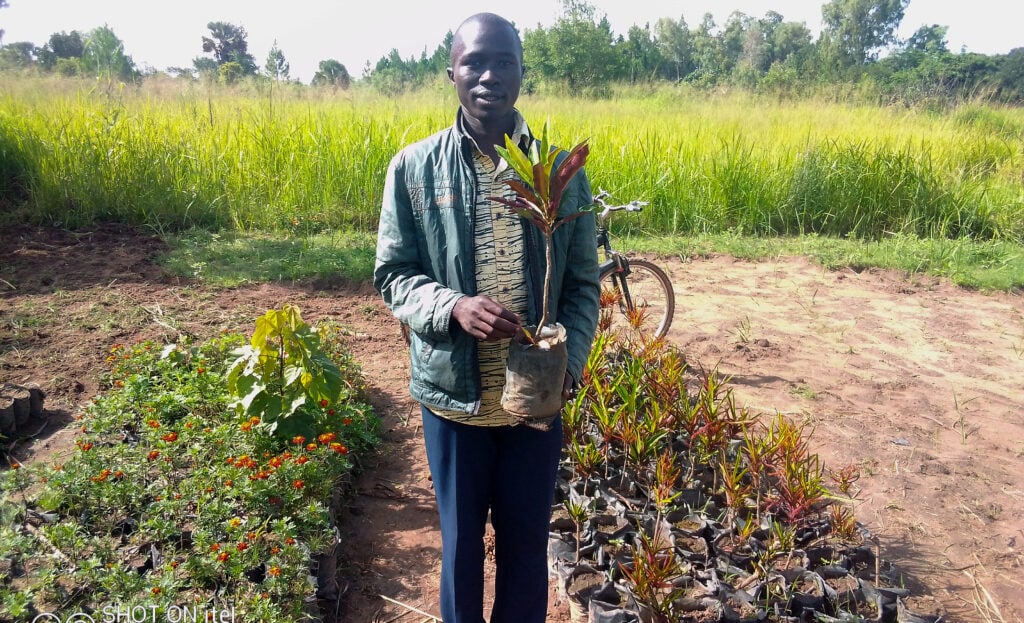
[2, 225, 1021, 623]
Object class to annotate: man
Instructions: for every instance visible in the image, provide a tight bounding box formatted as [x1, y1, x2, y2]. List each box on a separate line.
[374, 12, 600, 623]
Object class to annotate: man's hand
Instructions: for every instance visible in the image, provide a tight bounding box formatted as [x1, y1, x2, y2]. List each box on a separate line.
[452, 296, 521, 341]
[562, 372, 575, 402]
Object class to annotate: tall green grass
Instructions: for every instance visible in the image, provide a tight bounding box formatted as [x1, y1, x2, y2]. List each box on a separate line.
[1, 76, 1022, 242]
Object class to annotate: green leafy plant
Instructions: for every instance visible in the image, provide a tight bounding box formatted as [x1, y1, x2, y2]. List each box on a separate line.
[226, 304, 345, 440]
[490, 119, 590, 332]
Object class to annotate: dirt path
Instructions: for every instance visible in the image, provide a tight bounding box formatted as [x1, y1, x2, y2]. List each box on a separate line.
[2, 227, 1021, 622]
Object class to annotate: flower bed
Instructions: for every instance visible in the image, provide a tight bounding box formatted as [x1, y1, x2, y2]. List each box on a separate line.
[551, 331, 939, 623]
[0, 314, 379, 622]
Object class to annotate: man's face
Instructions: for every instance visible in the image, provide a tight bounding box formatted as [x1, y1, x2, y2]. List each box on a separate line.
[447, 20, 523, 129]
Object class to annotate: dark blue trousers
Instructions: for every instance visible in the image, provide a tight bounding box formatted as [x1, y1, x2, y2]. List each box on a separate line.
[420, 405, 563, 623]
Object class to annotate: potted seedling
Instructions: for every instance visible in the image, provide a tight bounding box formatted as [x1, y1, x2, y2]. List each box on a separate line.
[490, 119, 589, 420]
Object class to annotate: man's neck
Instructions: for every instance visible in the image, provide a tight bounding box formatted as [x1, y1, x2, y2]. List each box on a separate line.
[461, 111, 516, 163]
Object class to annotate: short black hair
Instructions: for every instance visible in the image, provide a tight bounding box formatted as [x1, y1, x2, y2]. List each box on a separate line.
[449, 13, 523, 67]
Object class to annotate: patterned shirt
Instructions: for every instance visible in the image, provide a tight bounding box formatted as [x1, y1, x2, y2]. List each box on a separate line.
[430, 112, 531, 427]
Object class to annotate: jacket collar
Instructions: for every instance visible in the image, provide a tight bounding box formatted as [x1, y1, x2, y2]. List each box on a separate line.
[454, 108, 531, 158]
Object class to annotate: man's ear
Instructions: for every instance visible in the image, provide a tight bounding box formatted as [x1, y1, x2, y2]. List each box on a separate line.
[447, 67, 455, 84]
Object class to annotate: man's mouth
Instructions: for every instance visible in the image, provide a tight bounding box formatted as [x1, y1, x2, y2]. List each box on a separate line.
[475, 92, 504, 102]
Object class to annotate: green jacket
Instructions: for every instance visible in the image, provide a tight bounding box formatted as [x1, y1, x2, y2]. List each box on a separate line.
[373, 114, 600, 415]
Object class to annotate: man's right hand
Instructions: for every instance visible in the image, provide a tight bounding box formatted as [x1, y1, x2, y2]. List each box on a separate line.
[452, 296, 521, 341]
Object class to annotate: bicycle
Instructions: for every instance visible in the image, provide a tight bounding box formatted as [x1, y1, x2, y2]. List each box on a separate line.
[593, 188, 675, 340]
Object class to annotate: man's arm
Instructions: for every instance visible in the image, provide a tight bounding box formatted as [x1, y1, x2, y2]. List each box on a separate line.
[373, 153, 464, 341]
[556, 169, 600, 386]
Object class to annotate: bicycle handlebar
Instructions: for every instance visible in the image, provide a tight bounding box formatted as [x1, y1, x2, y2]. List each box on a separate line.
[593, 188, 648, 223]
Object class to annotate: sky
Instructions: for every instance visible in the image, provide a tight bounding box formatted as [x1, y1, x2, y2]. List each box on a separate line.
[2, 0, 1021, 83]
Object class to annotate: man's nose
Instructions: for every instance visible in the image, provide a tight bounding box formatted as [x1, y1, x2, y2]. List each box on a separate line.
[479, 65, 500, 84]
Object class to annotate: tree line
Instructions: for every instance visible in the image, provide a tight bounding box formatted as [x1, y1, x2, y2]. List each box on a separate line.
[2, 0, 1022, 103]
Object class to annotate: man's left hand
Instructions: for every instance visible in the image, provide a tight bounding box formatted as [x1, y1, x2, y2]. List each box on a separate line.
[561, 372, 575, 402]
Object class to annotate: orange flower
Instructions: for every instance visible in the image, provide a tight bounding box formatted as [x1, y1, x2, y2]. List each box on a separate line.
[236, 542, 248, 552]
[184, 421, 194, 429]
[147, 450, 160, 461]
[170, 561, 180, 569]
[91, 469, 112, 482]
[210, 543, 221, 552]
[248, 416, 260, 425]
[282, 451, 293, 460]
[291, 436, 305, 446]
[217, 551, 230, 562]
[268, 457, 283, 468]
[270, 546, 281, 555]
[240, 422, 253, 432]
[113, 470, 125, 479]
[343, 418, 352, 426]
[319, 399, 329, 408]
[224, 479, 233, 488]
[197, 367, 206, 374]
[267, 565, 281, 577]
[147, 419, 160, 428]
[161, 432, 178, 442]
[295, 456, 309, 465]
[246, 531, 257, 541]
[229, 518, 241, 528]
[292, 479, 304, 490]
[225, 456, 236, 465]
[10, 462, 21, 470]
[317, 432, 335, 444]
[305, 443, 317, 452]
[285, 537, 296, 545]
[330, 443, 349, 455]
[80, 442, 94, 452]
[151, 587, 162, 595]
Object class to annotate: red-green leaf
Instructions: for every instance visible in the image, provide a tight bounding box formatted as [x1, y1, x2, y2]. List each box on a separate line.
[549, 141, 589, 217]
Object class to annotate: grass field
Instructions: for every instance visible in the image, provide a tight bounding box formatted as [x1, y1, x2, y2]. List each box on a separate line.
[2, 75, 1023, 289]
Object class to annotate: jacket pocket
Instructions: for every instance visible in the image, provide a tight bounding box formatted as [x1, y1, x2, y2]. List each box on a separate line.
[409, 184, 457, 215]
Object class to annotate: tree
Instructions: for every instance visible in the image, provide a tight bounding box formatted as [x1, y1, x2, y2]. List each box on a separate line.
[690, 13, 724, 83]
[820, 0, 909, 68]
[0, 0, 8, 46]
[82, 25, 137, 80]
[524, 0, 621, 96]
[995, 48, 1024, 102]
[620, 24, 662, 83]
[0, 41, 35, 71]
[655, 16, 693, 81]
[201, 21, 257, 75]
[311, 59, 350, 88]
[905, 24, 948, 54]
[218, 60, 243, 85]
[264, 40, 289, 81]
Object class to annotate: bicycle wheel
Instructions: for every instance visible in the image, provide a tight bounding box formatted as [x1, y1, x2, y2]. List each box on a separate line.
[599, 258, 675, 340]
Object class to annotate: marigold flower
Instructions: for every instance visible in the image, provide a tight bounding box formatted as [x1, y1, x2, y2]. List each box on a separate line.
[268, 457, 283, 468]
[80, 442, 94, 452]
[319, 399, 329, 408]
[147, 450, 160, 461]
[210, 543, 221, 552]
[306, 443, 318, 451]
[151, 587, 162, 595]
[91, 469, 112, 482]
[197, 368, 206, 374]
[328, 409, 335, 415]
[267, 565, 281, 577]
[248, 416, 260, 425]
[282, 451, 293, 459]
[147, 419, 160, 428]
[224, 479, 233, 488]
[246, 531, 257, 541]
[174, 493, 181, 500]
[343, 418, 352, 426]
[285, 537, 295, 545]
[114, 470, 125, 479]
[270, 546, 281, 555]
[185, 421, 194, 429]
[295, 456, 309, 465]
[170, 561, 180, 569]
[203, 427, 212, 433]
[291, 436, 305, 445]
[10, 462, 20, 470]
[217, 551, 230, 562]
[317, 432, 335, 444]
[161, 432, 179, 442]
[240, 422, 253, 432]
[330, 443, 349, 455]
[229, 518, 241, 528]
[236, 542, 248, 552]
[292, 479, 304, 490]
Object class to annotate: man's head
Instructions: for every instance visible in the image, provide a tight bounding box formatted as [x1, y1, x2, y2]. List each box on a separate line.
[448, 13, 523, 133]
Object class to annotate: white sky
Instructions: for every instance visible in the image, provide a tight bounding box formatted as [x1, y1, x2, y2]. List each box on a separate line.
[2, 0, 1021, 83]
